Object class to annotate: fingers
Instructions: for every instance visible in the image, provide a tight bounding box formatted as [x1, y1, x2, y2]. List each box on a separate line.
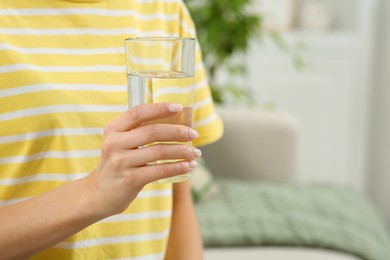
[134, 161, 198, 185]
[90, 103, 197, 215]
[116, 124, 198, 150]
[121, 144, 202, 168]
[98, 102, 200, 189]
[108, 103, 183, 132]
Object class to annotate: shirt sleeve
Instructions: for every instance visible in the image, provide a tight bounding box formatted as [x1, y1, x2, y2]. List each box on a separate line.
[177, 1, 224, 147]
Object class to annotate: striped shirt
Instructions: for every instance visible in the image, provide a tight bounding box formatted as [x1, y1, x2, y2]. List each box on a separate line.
[0, 0, 223, 259]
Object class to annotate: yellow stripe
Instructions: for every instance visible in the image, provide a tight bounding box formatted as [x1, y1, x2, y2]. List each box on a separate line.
[81, 217, 171, 239]
[126, 196, 172, 216]
[0, 112, 118, 136]
[0, 183, 171, 206]
[2, 71, 126, 87]
[0, 136, 101, 158]
[1, 91, 124, 112]
[193, 117, 224, 147]
[0, 157, 99, 179]
[30, 239, 167, 260]
[0, 52, 122, 67]
[0, 1, 181, 9]
[1, 35, 128, 48]
[2, 74, 126, 89]
[1, 15, 181, 28]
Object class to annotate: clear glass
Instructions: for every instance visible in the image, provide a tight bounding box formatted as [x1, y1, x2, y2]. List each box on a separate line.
[125, 37, 196, 184]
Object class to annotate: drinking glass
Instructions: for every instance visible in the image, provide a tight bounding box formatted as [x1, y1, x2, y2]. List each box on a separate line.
[125, 37, 196, 183]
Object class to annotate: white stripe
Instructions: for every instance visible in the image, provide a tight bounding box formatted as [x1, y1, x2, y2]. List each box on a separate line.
[55, 229, 170, 249]
[153, 85, 192, 98]
[136, 189, 172, 199]
[0, 127, 103, 144]
[129, 56, 173, 69]
[129, 48, 181, 69]
[0, 64, 125, 74]
[0, 28, 175, 36]
[0, 43, 124, 55]
[128, 40, 183, 67]
[0, 84, 125, 98]
[100, 210, 171, 223]
[194, 78, 207, 90]
[0, 8, 178, 20]
[112, 253, 164, 260]
[152, 78, 206, 98]
[0, 173, 87, 186]
[0, 59, 202, 75]
[180, 20, 195, 37]
[194, 62, 203, 73]
[0, 150, 100, 165]
[0, 197, 28, 207]
[194, 96, 212, 110]
[0, 104, 126, 121]
[193, 113, 218, 128]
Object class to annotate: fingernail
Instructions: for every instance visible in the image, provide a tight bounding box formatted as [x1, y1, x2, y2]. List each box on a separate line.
[168, 103, 183, 112]
[189, 160, 198, 168]
[194, 148, 202, 157]
[189, 129, 199, 139]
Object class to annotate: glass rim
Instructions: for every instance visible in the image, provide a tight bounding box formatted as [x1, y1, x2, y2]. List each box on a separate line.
[125, 37, 195, 43]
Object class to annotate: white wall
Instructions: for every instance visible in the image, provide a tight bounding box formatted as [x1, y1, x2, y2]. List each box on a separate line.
[246, 0, 390, 225]
[368, 0, 390, 227]
[245, 0, 378, 191]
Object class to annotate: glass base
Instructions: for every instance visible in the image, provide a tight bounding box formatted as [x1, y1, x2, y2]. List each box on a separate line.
[155, 172, 192, 184]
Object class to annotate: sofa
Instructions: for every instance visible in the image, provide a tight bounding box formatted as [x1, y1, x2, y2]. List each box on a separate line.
[194, 108, 390, 260]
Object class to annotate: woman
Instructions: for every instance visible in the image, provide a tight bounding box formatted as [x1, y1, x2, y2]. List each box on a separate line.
[0, 0, 223, 259]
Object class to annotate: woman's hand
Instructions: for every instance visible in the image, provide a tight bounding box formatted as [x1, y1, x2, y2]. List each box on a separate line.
[84, 103, 200, 217]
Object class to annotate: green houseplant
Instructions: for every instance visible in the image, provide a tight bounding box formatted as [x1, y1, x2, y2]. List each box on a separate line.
[184, 0, 260, 105]
[183, 0, 303, 106]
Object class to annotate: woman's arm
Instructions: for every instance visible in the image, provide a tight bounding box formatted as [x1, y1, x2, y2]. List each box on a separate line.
[0, 177, 104, 259]
[165, 180, 204, 260]
[0, 103, 200, 259]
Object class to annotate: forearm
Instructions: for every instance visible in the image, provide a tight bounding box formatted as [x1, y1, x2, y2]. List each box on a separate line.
[0, 177, 103, 259]
[165, 181, 203, 260]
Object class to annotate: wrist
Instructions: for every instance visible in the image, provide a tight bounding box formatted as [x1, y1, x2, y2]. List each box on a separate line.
[76, 174, 113, 221]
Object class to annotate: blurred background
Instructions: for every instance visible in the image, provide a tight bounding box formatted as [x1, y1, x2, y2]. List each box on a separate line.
[185, 0, 390, 228]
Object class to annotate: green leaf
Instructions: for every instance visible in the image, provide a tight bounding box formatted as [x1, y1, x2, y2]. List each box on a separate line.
[183, 0, 304, 107]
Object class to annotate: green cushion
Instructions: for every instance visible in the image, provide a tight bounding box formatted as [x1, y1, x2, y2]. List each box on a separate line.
[195, 178, 390, 260]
